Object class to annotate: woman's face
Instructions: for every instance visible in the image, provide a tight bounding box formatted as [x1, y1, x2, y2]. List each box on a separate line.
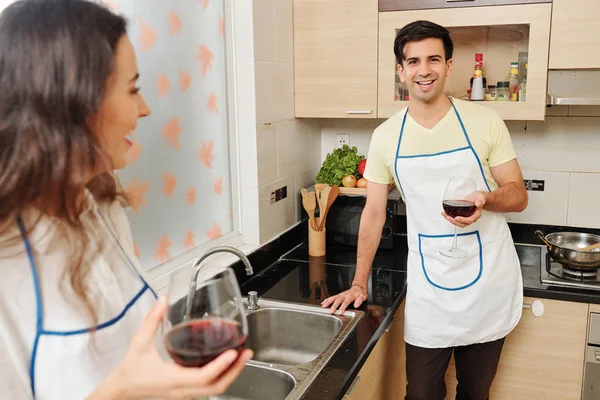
[92, 35, 150, 171]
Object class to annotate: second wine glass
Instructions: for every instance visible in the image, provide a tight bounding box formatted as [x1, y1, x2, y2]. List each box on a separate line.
[440, 177, 478, 259]
[163, 267, 248, 368]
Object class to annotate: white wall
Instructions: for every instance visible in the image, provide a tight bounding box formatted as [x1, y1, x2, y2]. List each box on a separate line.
[234, 0, 321, 246]
[321, 105, 600, 229]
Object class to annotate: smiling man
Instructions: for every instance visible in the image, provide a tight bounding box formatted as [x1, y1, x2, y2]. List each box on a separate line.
[322, 20, 529, 400]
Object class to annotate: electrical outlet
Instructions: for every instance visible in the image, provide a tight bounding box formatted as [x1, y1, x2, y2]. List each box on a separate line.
[337, 134, 350, 148]
[270, 186, 288, 204]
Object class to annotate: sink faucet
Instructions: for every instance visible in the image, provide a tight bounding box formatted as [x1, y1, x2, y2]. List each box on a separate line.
[184, 246, 254, 321]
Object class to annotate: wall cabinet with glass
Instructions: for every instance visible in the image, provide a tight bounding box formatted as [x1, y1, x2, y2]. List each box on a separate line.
[378, 3, 552, 121]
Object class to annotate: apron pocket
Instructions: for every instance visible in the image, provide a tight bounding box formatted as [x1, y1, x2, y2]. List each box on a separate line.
[418, 231, 483, 291]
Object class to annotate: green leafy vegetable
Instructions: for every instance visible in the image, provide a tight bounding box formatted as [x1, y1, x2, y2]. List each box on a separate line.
[316, 145, 365, 186]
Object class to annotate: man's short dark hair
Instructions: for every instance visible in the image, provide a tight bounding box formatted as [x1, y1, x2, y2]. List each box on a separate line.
[394, 20, 454, 66]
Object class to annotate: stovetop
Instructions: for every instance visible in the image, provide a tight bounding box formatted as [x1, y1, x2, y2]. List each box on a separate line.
[515, 243, 600, 291]
[533, 245, 600, 291]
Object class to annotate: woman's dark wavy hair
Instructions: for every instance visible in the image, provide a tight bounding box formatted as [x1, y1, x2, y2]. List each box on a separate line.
[0, 0, 129, 324]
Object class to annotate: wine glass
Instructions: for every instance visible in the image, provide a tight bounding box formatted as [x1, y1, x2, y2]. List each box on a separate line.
[440, 177, 478, 259]
[163, 267, 248, 369]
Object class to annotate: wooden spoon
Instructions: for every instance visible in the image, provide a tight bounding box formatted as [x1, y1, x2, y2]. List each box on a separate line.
[301, 188, 317, 230]
[317, 184, 339, 231]
[579, 242, 600, 252]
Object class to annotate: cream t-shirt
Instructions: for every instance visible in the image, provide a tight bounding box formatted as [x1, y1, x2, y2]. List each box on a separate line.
[0, 193, 156, 399]
[363, 98, 517, 194]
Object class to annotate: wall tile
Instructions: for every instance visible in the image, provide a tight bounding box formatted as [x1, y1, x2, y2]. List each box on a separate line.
[320, 119, 381, 161]
[257, 123, 278, 186]
[255, 62, 294, 124]
[277, 119, 314, 177]
[252, 0, 275, 62]
[258, 175, 296, 243]
[522, 117, 600, 173]
[294, 166, 320, 222]
[505, 170, 570, 226]
[567, 173, 600, 228]
[569, 105, 600, 117]
[274, 1, 293, 63]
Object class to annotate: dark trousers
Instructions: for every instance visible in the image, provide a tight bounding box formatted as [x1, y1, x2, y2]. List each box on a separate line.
[405, 337, 506, 400]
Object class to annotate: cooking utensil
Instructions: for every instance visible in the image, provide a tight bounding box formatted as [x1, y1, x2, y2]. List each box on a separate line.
[579, 242, 600, 252]
[314, 184, 328, 219]
[317, 185, 339, 231]
[301, 188, 317, 230]
[535, 230, 600, 269]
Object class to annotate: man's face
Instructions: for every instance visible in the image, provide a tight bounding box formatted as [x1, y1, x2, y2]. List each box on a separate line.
[397, 38, 452, 104]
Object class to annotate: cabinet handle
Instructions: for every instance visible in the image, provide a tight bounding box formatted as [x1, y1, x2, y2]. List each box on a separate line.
[523, 299, 544, 317]
[446, 0, 475, 2]
[344, 375, 361, 397]
[346, 110, 372, 115]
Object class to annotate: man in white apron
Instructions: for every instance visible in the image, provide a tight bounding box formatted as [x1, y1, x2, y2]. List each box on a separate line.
[322, 20, 528, 399]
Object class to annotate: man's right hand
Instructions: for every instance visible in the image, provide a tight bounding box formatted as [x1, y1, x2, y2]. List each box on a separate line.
[321, 284, 368, 315]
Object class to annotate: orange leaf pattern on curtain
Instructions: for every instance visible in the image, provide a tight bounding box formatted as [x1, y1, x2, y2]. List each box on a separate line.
[116, 0, 233, 268]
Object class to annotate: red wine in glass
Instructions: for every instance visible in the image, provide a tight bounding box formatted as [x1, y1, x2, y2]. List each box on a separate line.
[442, 200, 477, 218]
[165, 318, 247, 368]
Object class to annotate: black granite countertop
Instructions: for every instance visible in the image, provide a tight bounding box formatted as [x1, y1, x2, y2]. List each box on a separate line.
[239, 248, 407, 400]
[226, 219, 600, 400]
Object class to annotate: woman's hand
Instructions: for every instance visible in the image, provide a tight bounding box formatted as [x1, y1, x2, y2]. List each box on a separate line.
[90, 296, 253, 400]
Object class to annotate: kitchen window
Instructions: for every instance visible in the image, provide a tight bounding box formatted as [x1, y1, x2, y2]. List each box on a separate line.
[113, 0, 243, 278]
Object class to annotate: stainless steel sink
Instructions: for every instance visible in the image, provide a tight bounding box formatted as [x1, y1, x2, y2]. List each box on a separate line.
[245, 306, 343, 365]
[169, 295, 364, 400]
[217, 364, 296, 400]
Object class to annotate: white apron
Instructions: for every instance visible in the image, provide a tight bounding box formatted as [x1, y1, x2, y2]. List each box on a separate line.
[17, 210, 157, 400]
[395, 102, 523, 348]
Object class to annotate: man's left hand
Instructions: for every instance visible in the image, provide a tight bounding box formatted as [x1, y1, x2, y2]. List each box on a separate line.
[441, 191, 488, 228]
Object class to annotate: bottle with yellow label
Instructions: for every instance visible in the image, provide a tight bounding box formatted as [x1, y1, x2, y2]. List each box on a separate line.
[508, 62, 519, 102]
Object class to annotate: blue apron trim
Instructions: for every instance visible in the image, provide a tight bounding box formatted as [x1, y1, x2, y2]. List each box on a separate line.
[17, 212, 156, 397]
[43, 284, 151, 336]
[394, 101, 493, 198]
[396, 146, 470, 159]
[450, 105, 492, 192]
[418, 231, 483, 291]
[17, 216, 43, 398]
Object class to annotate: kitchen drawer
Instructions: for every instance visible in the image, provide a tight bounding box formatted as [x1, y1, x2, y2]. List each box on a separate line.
[380, 0, 551, 12]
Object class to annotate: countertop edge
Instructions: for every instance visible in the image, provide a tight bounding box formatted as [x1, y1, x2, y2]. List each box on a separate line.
[333, 285, 407, 400]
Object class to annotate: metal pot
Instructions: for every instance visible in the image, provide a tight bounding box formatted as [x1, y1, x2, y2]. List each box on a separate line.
[535, 230, 600, 269]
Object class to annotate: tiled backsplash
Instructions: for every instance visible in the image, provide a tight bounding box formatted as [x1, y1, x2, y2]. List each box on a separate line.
[236, 0, 321, 246]
[321, 106, 600, 228]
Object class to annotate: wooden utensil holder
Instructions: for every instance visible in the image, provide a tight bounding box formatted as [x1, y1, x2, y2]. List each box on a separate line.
[308, 217, 326, 257]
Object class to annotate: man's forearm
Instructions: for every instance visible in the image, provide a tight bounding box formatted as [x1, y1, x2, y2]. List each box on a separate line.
[484, 182, 528, 213]
[352, 209, 386, 288]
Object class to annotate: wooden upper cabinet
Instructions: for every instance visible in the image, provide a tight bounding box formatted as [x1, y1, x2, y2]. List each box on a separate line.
[549, 0, 600, 69]
[378, 4, 552, 121]
[293, 0, 378, 118]
[379, 0, 550, 12]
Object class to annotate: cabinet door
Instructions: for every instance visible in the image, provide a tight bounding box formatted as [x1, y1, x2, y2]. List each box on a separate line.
[378, 4, 551, 121]
[379, 0, 550, 12]
[445, 297, 588, 399]
[293, 0, 378, 118]
[549, 0, 600, 69]
[345, 301, 407, 400]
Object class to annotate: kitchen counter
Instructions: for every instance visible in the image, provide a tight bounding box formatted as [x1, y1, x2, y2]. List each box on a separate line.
[228, 220, 600, 400]
[240, 252, 407, 400]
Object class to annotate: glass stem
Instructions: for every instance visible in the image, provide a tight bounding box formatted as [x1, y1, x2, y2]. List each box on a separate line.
[451, 226, 458, 251]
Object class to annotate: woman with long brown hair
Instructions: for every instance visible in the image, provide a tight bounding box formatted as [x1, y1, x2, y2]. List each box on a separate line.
[0, 0, 252, 399]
